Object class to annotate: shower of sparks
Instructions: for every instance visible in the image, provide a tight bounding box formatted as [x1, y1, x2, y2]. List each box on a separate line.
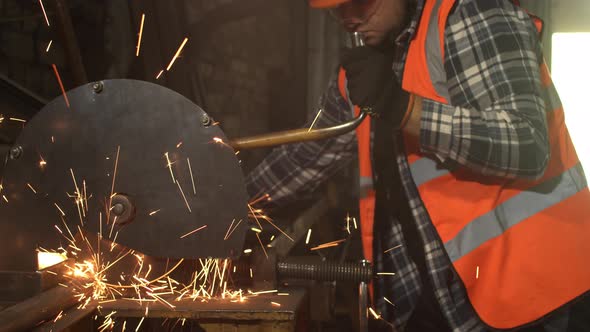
[27, 183, 37, 194]
[135, 14, 145, 57]
[247, 203, 263, 230]
[51, 64, 70, 108]
[149, 209, 160, 216]
[305, 229, 312, 245]
[175, 180, 191, 213]
[377, 272, 396, 276]
[164, 152, 175, 183]
[179, 225, 207, 239]
[166, 37, 189, 71]
[46, 40, 53, 52]
[187, 158, 196, 195]
[38, 0, 50, 26]
[384, 244, 403, 254]
[9, 117, 26, 123]
[308, 108, 323, 132]
[369, 307, 381, 320]
[156, 70, 164, 80]
[310, 239, 347, 251]
[384, 297, 395, 307]
[476, 266, 480, 279]
[248, 205, 295, 242]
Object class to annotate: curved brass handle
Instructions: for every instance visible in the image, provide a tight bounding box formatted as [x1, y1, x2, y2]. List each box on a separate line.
[229, 111, 368, 150]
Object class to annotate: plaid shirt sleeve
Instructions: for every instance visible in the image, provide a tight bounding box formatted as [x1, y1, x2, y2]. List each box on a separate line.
[245, 76, 357, 207]
[419, 0, 549, 180]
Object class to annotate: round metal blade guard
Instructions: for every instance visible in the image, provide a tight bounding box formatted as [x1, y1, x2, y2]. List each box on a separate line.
[0, 79, 249, 271]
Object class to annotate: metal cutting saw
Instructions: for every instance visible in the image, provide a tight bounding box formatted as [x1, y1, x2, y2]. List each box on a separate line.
[0, 78, 367, 272]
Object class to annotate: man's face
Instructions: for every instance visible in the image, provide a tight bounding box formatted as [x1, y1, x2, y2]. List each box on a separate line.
[336, 0, 409, 46]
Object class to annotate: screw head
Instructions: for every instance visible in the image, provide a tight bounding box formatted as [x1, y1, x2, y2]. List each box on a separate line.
[9, 146, 23, 160]
[92, 82, 104, 94]
[112, 203, 125, 216]
[201, 114, 211, 127]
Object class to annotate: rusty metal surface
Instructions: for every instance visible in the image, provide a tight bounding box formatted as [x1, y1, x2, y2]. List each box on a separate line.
[98, 288, 306, 321]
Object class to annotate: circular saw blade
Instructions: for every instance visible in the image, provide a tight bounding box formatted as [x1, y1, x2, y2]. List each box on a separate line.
[0, 79, 249, 271]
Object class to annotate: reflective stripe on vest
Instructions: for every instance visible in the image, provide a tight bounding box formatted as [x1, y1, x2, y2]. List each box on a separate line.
[402, 0, 590, 329]
[338, 69, 376, 264]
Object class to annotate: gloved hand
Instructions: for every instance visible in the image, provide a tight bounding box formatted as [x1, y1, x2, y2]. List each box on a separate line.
[341, 46, 409, 126]
[341, 46, 394, 116]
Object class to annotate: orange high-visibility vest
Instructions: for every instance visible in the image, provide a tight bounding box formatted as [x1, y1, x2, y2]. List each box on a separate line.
[402, 0, 590, 329]
[337, 69, 375, 264]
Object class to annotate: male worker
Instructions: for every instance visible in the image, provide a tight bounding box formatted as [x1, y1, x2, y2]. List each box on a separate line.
[246, 0, 590, 330]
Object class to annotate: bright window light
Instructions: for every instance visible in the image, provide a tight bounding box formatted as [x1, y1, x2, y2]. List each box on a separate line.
[552, 33, 590, 180]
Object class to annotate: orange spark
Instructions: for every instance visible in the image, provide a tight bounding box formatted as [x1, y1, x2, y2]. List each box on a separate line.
[175, 180, 191, 213]
[476, 266, 480, 279]
[369, 307, 381, 320]
[51, 64, 70, 108]
[164, 152, 175, 183]
[187, 158, 196, 195]
[54, 203, 66, 216]
[156, 70, 164, 80]
[46, 40, 53, 52]
[256, 233, 268, 259]
[243, 249, 252, 254]
[27, 183, 37, 194]
[271, 301, 281, 307]
[179, 225, 207, 239]
[149, 209, 160, 216]
[384, 297, 395, 307]
[384, 244, 403, 254]
[308, 108, 323, 132]
[166, 37, 189, 71]
[38, 0, 50, 26]
[305, 229, 312, 244]
[135, 14, 145, 57]
[377, 272, 396, 276]
[9, 117, 26, 123]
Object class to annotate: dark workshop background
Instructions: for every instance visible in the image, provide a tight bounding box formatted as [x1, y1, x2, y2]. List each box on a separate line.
[0, 0, 346, 174]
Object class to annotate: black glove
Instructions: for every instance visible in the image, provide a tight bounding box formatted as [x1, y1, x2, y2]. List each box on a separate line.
[341, 46, 394, 115]
[341, 46, 409, 125]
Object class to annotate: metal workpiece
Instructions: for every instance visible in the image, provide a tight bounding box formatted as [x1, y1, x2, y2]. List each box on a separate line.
[0, 282, 86, 332]
[229, 111, 368, 150]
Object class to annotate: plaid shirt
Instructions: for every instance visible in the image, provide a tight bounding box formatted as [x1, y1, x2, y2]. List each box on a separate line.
[246, 0, 549, 331]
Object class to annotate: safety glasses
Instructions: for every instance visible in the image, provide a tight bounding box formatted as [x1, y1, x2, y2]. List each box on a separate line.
[328, 0, 380, 26]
